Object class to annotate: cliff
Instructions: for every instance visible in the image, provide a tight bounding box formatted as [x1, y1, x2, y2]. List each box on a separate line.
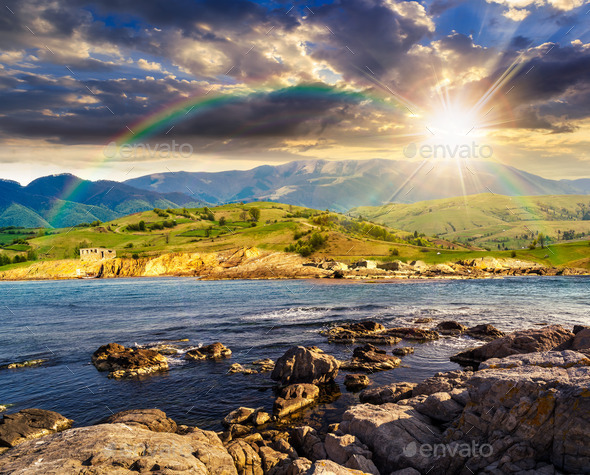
[0, 250, 585, 281]
[0, 248, 331, 281]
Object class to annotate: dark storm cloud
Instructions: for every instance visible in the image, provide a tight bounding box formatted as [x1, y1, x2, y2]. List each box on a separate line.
[458, 42, 590, 132]
[0, 71, 364, 144]
[303, 0, 433, 80]
[170, 85, 363, 139]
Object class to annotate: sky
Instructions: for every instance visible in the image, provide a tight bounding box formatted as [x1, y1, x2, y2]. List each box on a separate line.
[1, 0, 590, 184]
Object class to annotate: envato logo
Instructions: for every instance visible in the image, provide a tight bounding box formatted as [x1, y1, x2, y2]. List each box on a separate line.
[103, 140, 193, 159]
[402, 441, 494, 459]
[403, 141, 493, 159]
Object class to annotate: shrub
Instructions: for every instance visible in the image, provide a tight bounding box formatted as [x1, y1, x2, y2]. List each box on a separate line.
[248, 207, 261, 222]
[132, 253, 139, 259]
[511, 251, 517, 258]
[389, 248, 399, 256]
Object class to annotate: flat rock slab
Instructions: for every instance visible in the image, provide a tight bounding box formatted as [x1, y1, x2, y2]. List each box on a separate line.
[105, 408, 177, 433]
[0, 423, 237, 474]
[450, 325, 574, 367]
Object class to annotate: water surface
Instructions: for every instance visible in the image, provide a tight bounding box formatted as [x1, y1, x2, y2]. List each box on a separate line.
[1, 276, 588, 430]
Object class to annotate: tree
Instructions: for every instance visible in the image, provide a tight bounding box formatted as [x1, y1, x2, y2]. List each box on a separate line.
[248, 207, 261, 222]
[139, 220, 146, 231]
[538, 233, 546, 249]
[240, 209, 248, 221]
[219, 216, 227, 226]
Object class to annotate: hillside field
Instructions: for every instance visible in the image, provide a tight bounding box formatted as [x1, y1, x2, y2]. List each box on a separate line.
[352, 194, 590, 251]
[1, 200, 589, 272]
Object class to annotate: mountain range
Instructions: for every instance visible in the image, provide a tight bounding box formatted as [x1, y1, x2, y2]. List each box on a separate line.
[2, 159, 589, 228]
[125, 159, 590, 211]
[0, 175, 201, 228]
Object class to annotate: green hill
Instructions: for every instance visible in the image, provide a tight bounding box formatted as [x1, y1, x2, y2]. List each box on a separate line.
[1, 200, 589, 271]
[351, 194, 590, 251]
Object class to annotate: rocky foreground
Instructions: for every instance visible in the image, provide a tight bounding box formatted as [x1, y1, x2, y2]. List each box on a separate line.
[1, 325, 589, 474]
[0, 247, 586, 281]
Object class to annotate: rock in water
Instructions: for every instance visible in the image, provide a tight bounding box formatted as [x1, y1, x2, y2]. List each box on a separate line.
[273, 383, 320, 418]
[392, 347, 414, 356]
[0, 409, 73, 452]
[91, 343, 168, 378]
[0, 423, 238, 474]
[105, 408, 177, 433]
[434, 321, 467, 336]
[1, 359, 47, 370]
[450, 325, 574, 367]
[384, 327, 439, 341]
[465, 323, 505, 340]
[271, 346, 339, 385]
[185, 342, 232, 360]
[344, 374, 371, 391]
[323, 321, 401, 344]
[342, 344, 401, 372]
[223, 407, 256, 427]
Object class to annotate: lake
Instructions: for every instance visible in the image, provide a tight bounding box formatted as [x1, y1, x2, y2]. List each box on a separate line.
[1, 276, 588, 431]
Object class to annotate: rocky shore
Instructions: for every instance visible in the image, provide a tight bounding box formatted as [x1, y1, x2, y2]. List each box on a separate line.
[0, 247, 586, 281]
[1, 323, 589, 474]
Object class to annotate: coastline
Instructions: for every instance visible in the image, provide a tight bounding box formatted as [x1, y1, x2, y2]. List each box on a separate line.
[0, 246, 587, 282]
[1, 322, 589, 474]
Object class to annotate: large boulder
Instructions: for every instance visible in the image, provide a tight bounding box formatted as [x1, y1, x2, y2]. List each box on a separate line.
[341, 344, 401, 372]
[450, 325, 574, 367]
[0, 409, 73, 452]
[555, 327, 590, 352]
[338, 350, 590, 474]
[226, 439, 263, 475]
[339, 403, 441, 473]
[344, 374, 371, 392]
[291, 426, 327, 461]
[442, 350, 590, 474]
[0, 423, 238, 474]
[271, 347, 339, 386]
[92, 343, 168, 378]
[186, 342, 232, 360]
[105, 408, 177, 433]
[324, 433, 372, 465]
[412, 370, 473, 397]
[223, 407, 256, 427]
[414, 392, 463, 423]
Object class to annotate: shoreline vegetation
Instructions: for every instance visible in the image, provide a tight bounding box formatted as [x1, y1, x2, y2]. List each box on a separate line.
[0, 246, 587, 282]
[1, 200, 589, 281]
[1, 322, 589, 473]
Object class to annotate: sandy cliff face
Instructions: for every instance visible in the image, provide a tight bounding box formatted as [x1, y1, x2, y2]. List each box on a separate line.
[0, 248, 328, 281]
[0, 250, 585, 281]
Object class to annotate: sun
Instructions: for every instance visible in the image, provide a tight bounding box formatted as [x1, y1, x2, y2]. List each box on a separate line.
[429, 106, 479, 140]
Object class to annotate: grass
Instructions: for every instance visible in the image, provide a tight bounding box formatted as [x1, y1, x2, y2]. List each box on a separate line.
[352, 193, 590, 250]
[1, 200, 589, 271]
